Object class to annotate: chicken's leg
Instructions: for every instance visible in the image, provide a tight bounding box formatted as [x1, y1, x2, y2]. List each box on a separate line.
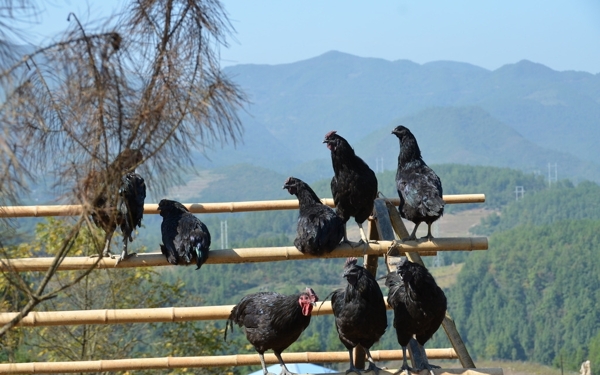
[102, 235, 112, 257]
[364, 348, 383, 374]
[115, 238, 137, 267]
[258, 353, 277, 375]
[392, 346, 416, 375]
[417, 343, 440, 375]
[273, 351, 293, 375]
[424, 223, 435, 241]
[357, 222, 368, 244]
[344, 348, 362, 375]
[403, 222, 420, 241]
[90, 233, 114, 258]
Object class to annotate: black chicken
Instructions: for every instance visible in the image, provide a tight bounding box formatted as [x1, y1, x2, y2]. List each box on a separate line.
[331, 257, 387, 374]
[324, 131, 378, 244]
[392, 125, 444, 241]
[385, 257, 447, 374]
[283, 176, 344, 256]
[225, 287, 318, 375]
[84, 149, 146, 264]
[158, 199, 211, 270]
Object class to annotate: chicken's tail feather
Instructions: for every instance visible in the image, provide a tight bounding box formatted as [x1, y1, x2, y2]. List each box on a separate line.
[224, 318, 233, 342]
[317, 290, 337, 313]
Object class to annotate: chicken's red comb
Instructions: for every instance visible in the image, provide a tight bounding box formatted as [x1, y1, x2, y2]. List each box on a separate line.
[305, 287, 318, 302]
[344, 257, 358, 268]
[324, 130, 337, 139]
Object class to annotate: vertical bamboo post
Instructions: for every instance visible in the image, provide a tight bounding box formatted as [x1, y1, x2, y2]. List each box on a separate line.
[372, 199, 420, 369]
[348, 211, 382, 371]
[382, 199, 476, 369]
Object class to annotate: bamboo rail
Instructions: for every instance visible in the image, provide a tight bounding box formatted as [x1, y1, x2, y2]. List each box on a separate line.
[0, 238, 488, 272]
[0, 301, 348, 326]
[0, 349, 460, 374]
[0, 194, 485, 218]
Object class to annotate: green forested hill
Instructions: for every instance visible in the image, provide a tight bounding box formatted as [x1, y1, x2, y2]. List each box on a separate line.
[7, 164, 600, 372]
[473, 180, 600, 235]
[450, 220, 600, 370]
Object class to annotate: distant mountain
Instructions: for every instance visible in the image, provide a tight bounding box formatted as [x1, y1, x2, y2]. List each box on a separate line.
[201, 51, 600, 183]
[359, 106, 600, 182]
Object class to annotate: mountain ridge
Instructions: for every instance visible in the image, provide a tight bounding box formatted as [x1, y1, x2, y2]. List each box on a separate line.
[192, 51, 600, 182]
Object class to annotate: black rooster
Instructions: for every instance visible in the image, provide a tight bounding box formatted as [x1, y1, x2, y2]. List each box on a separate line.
[84, 149, 146, 264]
[392, 125, 444, 241]
[331, 258, 387, 374]
[283, 176, 344, 256]
[385, 257, 447, 374]
[324, 131, 378, 244]
[158, 199, 211, 270]
[225, 287, 318, 375]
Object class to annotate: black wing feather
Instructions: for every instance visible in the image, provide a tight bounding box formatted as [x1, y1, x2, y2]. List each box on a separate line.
[386, 259, 447, 347]
[331, 262, 387, 351]
[118, 172, 146, 241]
[225, 291, 311, 354]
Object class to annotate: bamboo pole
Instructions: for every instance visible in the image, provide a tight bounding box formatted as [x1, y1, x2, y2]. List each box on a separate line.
[0, 238, 488, 272]
[0, 194, 485, 218]
[0, 349, 460, 374]
[0, 301, 353, 326]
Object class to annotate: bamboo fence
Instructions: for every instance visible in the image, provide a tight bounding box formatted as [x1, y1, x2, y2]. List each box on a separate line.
[0, 194, 500, 374]
[0, 237, 487, 272]
[0, 303, 327, 327]
[0, 301, 364, 327]
[0, 194, 485, 218]
[0, 349, 475, 374]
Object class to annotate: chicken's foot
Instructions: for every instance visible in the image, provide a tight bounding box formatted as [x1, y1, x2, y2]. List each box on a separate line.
[392, 346, 417, 375]
[364, 348, 383, 374]
[402, 223, 420, 242]
[114, 241, 137, 267]
[90, 235, 116, 259]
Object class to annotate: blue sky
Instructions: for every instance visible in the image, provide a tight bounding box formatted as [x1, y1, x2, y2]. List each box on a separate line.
[30, 0, 600, 73]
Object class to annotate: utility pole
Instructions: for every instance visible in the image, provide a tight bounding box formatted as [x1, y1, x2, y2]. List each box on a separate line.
[220, 220, 228, 249]
[547, 163, 557, 186]
[515, 186, 524, 201]
[375, 157, 384, 173]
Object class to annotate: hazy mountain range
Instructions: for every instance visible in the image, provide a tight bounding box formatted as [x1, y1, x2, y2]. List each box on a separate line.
[192, 50, 600, 183]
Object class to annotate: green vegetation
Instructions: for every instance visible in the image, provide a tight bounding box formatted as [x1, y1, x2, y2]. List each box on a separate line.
[473, 180, 600, 235]
[0, 219, 234, 374]
[305, 163, 547, 214]
[450, 220, 600, 370]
